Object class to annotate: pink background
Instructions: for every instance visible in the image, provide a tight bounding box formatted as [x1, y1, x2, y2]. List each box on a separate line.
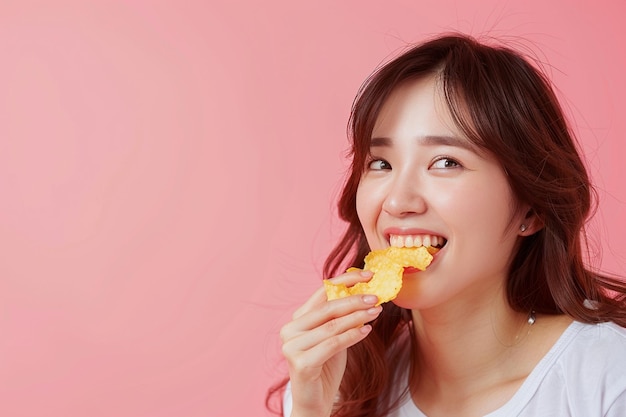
[0, 1, 624, 416]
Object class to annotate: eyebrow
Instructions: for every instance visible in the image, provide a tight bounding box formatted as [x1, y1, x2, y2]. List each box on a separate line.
[369, 135, 479, 153]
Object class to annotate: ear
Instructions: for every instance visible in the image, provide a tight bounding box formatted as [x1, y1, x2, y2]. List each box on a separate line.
[518, 208, 543, 236]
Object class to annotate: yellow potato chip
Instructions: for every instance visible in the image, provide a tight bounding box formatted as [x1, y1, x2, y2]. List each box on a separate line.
[324, 246, 434, 305]
[383, 246, 434, 270]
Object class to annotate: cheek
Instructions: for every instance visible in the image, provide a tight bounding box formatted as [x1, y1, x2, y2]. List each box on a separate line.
[355, 184, 368, 225]
[355, 181, 379, 228]
[455, 181, 518, 237]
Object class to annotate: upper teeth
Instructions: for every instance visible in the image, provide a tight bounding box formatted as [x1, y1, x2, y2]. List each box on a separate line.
[390, 234, 443, 248]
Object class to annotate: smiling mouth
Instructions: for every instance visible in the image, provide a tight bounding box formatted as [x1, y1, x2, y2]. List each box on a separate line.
[389, 234, 447, 253]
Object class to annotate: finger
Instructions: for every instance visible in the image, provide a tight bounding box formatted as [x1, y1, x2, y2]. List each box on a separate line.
[280, 292, 379, 344]
[288, 293, 379, 339]
[285, 324, 374, 377]
[285, 305, 382, 353]
[326, 268, 373, 286]
[292, 269, 374, 320]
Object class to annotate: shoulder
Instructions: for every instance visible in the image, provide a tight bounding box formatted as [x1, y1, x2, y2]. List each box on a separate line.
[559, 321, 626, 361]
[572, 320, 626, 340]
[551, 321, 626, 379]
[522, 321, 626, 416]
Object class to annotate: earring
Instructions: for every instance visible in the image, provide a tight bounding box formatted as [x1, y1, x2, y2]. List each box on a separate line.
[520, 224, 528, 233]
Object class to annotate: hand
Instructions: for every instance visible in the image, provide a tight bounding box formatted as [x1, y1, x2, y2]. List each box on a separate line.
[280, 270, 382, 417]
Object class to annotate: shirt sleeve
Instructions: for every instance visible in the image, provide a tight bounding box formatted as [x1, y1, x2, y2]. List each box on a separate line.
[283, 381, 292, 417]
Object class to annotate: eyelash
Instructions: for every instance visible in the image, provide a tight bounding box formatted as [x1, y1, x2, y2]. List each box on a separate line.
[366, 158, 391, 171]
[365, 156, 462, 171]
[430, 156, 462, 169]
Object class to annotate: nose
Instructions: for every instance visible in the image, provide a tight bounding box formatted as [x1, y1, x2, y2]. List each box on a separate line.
[381, 170, 427, 217]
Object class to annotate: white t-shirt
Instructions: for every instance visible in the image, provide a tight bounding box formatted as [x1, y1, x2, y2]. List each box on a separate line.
[283, 321, 626, 417]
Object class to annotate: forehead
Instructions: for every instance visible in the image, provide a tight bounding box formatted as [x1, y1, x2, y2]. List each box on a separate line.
[371, 76, 468, 144]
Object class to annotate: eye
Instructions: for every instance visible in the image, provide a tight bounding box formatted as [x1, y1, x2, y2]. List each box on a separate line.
[367, 159, 391, 171]
[430, 156, 461, 169]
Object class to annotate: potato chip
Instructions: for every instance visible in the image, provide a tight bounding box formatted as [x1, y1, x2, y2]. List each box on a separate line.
[324, 246, 434, 305]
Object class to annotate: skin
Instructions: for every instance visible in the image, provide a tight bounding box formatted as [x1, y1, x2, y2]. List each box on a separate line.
[280, 75, 572, 417]
[280, 269, 382, 417]
[357, 74, 525, 313]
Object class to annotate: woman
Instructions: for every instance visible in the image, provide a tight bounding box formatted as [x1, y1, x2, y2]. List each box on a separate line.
[269, 33, 626, 417]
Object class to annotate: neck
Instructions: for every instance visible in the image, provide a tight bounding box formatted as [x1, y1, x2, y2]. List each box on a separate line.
[409, 298, 534, 401]
[407, 293, 572, 416]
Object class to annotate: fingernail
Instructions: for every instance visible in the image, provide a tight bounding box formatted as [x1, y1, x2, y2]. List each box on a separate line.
[360, 270, 373, 277]
[362, 295, 378, 305]
[360, 324, 372, 334]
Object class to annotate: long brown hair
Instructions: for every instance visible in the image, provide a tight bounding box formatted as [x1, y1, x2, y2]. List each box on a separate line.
[267, 33, 626, 416]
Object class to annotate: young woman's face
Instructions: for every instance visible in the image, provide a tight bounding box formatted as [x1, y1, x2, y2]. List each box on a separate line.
[356, 75, 525, 311]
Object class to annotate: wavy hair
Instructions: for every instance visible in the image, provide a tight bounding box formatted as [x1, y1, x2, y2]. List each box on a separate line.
[267, 33, 626, 417]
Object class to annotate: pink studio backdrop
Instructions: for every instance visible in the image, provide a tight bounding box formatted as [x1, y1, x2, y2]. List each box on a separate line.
[0, 1, 624, 416]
